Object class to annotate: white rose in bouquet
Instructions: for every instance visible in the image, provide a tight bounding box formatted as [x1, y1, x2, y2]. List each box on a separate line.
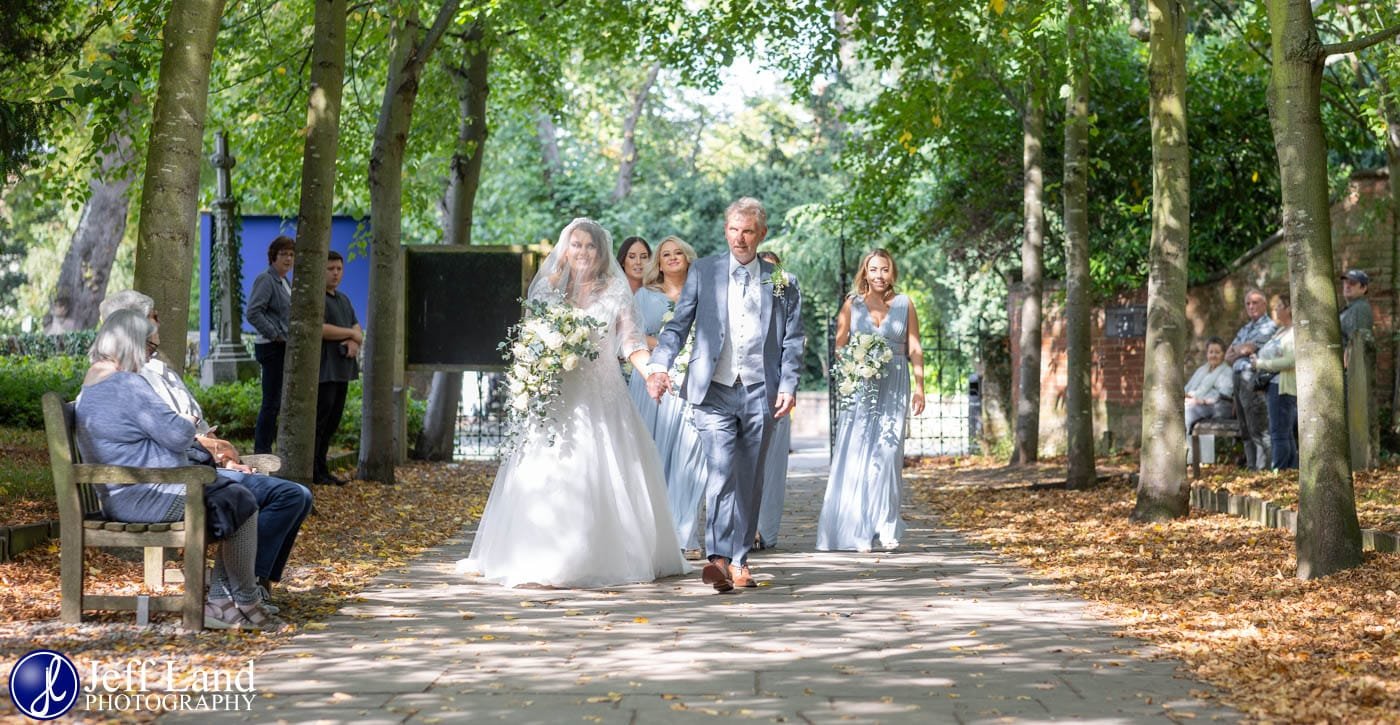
[562, 353, 579, 371]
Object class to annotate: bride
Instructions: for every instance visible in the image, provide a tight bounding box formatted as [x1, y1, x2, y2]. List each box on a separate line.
[457, 218, 689, 588]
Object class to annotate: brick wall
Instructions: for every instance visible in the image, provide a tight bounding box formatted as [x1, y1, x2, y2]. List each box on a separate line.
[1009, 172, 1396, 454]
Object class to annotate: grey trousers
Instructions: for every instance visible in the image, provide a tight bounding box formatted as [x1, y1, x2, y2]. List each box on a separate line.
[1185, 400, 1234, 434]
[691, 380, 774, 567]
[1233, 369, 1271, 469]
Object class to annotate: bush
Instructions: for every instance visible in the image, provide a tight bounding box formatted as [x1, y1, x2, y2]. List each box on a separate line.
[189, 377, 262, 442]
[0, 331, 96, 359]
[189, 378, 427, 453]
[0, 356, 87, 429]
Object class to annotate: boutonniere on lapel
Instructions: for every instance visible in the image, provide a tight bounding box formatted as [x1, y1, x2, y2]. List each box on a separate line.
[764, 262, 790, 298]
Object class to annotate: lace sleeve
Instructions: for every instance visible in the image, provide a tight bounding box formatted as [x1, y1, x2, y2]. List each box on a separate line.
[610, 282, 648, 361]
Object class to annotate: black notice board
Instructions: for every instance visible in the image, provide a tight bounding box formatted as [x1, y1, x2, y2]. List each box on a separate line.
[404, 246, 536, 370]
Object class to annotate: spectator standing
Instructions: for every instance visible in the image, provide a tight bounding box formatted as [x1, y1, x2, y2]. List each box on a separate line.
[246, 236, 295, 454]
[1339, 268, 1374, 348]
[315, 250, 362, 486]
[1224, 289, 1278, 469]
[1254, 295, 1297, 469]
[1183, 336, 1234, 434]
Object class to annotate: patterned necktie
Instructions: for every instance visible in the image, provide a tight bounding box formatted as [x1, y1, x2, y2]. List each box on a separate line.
[734, 265, 749, 297]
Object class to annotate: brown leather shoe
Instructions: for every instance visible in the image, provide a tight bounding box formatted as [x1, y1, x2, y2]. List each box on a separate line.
[701, 558, 733, 592]
[729, 564, 756, 588]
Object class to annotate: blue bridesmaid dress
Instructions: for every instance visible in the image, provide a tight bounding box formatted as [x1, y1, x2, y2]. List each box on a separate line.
[816, 294, 912, 552]
[629, 287, 709, 551]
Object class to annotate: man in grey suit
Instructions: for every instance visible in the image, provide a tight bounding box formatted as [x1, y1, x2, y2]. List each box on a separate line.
[647, 198, 805, 592]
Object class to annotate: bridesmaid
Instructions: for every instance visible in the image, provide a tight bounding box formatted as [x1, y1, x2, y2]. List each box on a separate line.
[617, 236, 651, 294]
[633, 236, 710, 554]
[625, 236, 664, 432]
[755, 250, 793, 550]
[817, 249, 925, 552]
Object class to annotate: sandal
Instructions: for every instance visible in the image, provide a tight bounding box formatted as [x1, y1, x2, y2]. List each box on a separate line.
[203, 599, 243, 630]
[235, 601, 285, 631]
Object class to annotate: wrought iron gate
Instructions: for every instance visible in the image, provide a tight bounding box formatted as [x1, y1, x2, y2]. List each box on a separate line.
[454, 371, 508, 459]
[826, 318, 978, 458]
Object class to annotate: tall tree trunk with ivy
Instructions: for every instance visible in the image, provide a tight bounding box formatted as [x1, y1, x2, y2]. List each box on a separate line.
[1013, 77, 1044, 465]
[1262, 0, 1392, 578]
[359, 0, 461, 484]
[418, 19, 490, 461]
[278, 0, 347, 480]
[1133, 0, 1190, 521]
[132, 0, 226, 373]
[1063, 0, 1096, 489]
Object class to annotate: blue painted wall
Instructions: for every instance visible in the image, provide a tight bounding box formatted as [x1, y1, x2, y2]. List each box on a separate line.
[198, 214, 371, 356]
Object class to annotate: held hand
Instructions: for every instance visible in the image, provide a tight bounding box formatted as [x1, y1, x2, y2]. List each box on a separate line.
[344, 339, 361, 358]
[911, 391, 926, 416]
[196, 435, 240, 466]
[773, 392, 796, 419]
[647, 372, 671, 402]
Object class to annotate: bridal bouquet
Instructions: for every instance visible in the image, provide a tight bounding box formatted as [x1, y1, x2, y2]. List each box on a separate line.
[499, 298, 607, 448]
[834, 332, 893, 408]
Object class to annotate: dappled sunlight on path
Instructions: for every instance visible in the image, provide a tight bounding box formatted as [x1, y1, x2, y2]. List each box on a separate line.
[172, 440, 1237, 724]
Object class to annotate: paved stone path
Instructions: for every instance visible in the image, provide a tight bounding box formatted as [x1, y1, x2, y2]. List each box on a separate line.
[177, 439, 1238, 724]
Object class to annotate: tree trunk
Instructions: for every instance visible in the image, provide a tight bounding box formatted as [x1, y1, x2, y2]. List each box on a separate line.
[1012, 77, 1044, 465]
[1133, 0, 1191, 522]
[1264, 0, 1361, 579]
[1382, 79, 1400, 435]
[132, 0, 226, 373]
[612, 62, 660, 203]
[45, 124, 135, 333]
[278, 0, 347, 480]
[417, 19, 489, 462]
[536, 111, 562, 192]
[359, 0, 461, 484]
[1063, 0, 1097, 489]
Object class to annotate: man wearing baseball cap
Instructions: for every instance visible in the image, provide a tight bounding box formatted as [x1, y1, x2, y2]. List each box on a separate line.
[1339, 269, 1373, 348]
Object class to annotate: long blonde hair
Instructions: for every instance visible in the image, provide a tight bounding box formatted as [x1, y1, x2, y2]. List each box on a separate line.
[850, 249, 898, 300]
[643, 235, 697, 289]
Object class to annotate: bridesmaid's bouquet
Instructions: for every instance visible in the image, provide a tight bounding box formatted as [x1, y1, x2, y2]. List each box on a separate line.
[834, 332, 893, 408]
[499, 298, 607, 448]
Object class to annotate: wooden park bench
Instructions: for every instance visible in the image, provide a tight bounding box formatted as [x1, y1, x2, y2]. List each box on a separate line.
[41, 391, 214, 630]
[1190, 418, 1241, 479]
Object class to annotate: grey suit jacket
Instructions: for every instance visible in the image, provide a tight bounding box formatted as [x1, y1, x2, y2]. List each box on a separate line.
[651, 254, 805, 403]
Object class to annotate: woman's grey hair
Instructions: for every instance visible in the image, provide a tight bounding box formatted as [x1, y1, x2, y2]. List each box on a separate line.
[99, 290, 155, 323]
[89, 309, 153, 372]
[643, 235, 698, 288]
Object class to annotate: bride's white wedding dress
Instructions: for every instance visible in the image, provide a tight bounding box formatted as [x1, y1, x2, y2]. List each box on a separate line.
[458, 276, 689, 588]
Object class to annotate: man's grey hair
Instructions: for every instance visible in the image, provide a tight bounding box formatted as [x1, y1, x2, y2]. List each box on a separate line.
[725, 197, 768, 230]
[89, 309, 152, 372]
[99, 290, 155, 324]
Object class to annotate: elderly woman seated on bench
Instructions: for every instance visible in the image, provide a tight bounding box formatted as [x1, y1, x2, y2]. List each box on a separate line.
[75, 309, 282, 631]
[1185, 336, 1235, 433]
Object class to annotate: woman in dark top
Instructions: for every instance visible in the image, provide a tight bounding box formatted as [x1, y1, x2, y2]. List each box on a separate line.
[76, 310, 280, 630]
